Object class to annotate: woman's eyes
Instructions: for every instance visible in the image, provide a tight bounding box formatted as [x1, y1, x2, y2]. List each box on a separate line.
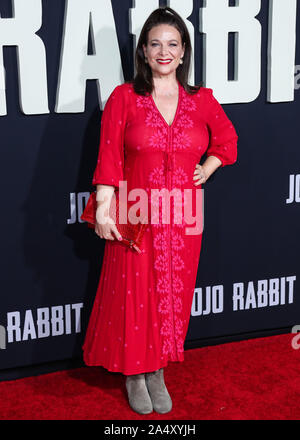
[151, 43, 177, 47]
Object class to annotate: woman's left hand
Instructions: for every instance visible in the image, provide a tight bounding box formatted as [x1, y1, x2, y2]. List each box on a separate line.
[193, 164, 208, 185]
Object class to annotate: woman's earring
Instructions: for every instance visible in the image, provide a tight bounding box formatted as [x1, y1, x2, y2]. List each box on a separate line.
[145, 56, 148, 63]
[179, 58, 183, 65]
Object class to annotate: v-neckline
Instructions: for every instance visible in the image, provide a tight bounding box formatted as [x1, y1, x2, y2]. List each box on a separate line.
[149, 80, 181, 129]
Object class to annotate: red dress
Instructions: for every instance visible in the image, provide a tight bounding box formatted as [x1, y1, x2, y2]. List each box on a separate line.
[82, 80, 238, 375]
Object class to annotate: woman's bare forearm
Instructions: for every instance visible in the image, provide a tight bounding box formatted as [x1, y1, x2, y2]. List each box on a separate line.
[95, 184, 115, 223]
[202, 155, 222, 179]
[94, 185, 122, 240]
[96, 184, 115, 207]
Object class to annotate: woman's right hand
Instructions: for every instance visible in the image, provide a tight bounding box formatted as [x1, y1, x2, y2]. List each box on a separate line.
[94, 184, 122, 241]
[95, 216, 122, 241]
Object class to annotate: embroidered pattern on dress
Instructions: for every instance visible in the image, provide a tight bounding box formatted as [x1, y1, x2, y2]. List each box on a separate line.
[149, 130, 168, 151]
[148, 166, 166, 186]
[172, 167, 188, 187]
[145, 111, 165, 128]
[173, 130, 191, 150]
[137, 85, 198, 361]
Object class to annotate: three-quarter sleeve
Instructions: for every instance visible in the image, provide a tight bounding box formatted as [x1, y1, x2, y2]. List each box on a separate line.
[92, 84, 128, 187]
[204, 88, 238, 167]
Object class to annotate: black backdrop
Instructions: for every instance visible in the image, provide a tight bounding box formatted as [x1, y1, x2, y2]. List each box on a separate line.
[1, 0, 299, 378]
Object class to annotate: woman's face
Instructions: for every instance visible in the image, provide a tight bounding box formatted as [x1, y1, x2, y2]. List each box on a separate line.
[142, 24, 185, 78]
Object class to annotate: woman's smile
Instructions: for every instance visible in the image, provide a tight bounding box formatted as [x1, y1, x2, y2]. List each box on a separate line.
[156, 59, 173, 64]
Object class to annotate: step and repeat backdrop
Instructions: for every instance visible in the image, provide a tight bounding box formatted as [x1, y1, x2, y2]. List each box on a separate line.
[0, 0, 299, 371]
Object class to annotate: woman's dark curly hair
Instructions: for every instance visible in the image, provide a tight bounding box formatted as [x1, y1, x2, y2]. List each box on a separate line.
[129, 6, 203, 96]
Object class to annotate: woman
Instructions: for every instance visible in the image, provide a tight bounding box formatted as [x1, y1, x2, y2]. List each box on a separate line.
[82, 6, 238, 415]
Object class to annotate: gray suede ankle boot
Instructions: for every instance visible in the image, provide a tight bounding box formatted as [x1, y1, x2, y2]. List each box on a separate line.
[145, 368, 172, 414]
[125, 373, 153, 414]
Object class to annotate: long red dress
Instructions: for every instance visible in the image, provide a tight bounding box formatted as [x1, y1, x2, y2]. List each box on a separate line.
[82, 80, 238, 375]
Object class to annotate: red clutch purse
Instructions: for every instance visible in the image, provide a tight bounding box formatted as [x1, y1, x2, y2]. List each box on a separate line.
[81, 191, 148, 254]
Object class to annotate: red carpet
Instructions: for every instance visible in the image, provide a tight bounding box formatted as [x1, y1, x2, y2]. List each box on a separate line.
[1, 333, 300, 420]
